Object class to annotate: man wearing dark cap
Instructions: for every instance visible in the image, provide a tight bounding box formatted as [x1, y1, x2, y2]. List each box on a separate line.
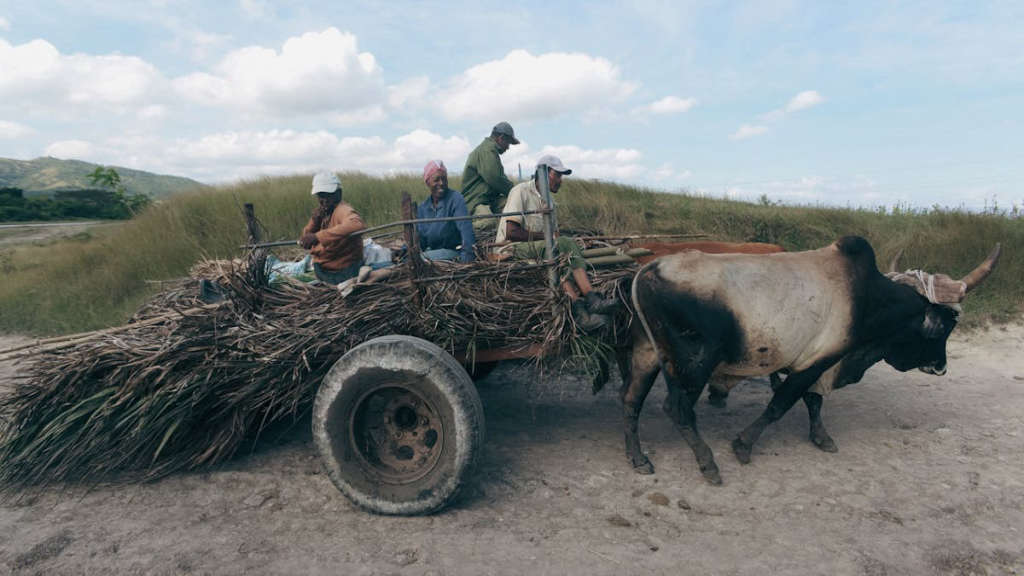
[461, 121, 519, 233]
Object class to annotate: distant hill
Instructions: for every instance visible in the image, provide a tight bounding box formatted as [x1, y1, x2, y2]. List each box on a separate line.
[0, 157, 206, 198]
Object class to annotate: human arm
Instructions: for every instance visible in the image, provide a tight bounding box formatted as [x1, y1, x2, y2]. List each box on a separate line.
[504, 219, 545, 242]
[300, 215, 320, 249]
[451, 192, 476, 262]
[316, 205, 365, 247]
[415, 201, 430, 249]
[477, 148, 514, 198]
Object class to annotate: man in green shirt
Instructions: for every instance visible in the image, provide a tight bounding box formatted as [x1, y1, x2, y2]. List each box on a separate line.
[462, 121, 519, 233]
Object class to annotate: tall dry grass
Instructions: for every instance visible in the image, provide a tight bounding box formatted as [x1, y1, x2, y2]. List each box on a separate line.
[0, 173, 1020, 335]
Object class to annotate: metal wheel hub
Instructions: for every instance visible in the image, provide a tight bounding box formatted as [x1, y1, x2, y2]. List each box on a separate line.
[350, 386, 444, 484]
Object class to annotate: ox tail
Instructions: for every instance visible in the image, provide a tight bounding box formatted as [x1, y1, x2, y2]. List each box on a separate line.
[631, 260, 669, 372]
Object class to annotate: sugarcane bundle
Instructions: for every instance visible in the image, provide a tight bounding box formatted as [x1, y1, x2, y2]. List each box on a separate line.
[0, 256, 634, 486]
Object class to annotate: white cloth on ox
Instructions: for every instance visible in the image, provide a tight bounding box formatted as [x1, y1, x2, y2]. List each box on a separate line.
[886, 269, 965, 312]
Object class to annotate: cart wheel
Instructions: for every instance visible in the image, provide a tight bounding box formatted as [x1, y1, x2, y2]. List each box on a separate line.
[313, 335, 485, 515]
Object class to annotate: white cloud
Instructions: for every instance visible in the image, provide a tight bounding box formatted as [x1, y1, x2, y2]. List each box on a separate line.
[731, 90, 824, 139]
[45, 140, 95, 159]
[633, 95, 698, 116]
[0, 120, 32, 139]
[730, 124, 768, 140]
[786, 90, 823, 112]
[440, 50, 637, 122]
[172, 28, 384, 117]
[157, 128, 471, 180]
[186, 30, 233, 62]
[0, 17, 10, 31]
[0, 38, 161, 112]
[705, 175, 882, 207]
[327, 106, 388, 126]
[239, 0, 272, 19]
[136, 105, 166, 120]
[506, 144, 648, 181]
[388, 76, 431, 111]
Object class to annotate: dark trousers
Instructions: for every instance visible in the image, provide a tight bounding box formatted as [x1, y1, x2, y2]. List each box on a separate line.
[313, 261, 361, 285]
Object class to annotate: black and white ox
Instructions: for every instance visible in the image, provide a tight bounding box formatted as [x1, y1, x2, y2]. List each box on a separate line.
[622, 236, 1000, 484]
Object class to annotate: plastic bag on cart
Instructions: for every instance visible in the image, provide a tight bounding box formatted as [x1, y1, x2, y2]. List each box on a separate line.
[266, 253, 313, 283]
[362, 238, 393, 270]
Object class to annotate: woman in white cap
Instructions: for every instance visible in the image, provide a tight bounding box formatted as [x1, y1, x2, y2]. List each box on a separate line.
[299, 171, 366, 285]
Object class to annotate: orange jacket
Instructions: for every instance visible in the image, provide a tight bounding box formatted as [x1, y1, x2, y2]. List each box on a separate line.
[302, 202, 365, 271]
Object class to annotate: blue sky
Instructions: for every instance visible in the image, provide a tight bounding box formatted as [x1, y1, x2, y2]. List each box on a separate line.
[0, 1, 1021, 210]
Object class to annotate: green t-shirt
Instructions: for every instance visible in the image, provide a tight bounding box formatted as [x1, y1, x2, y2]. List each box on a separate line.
[461, 137, 515, 213]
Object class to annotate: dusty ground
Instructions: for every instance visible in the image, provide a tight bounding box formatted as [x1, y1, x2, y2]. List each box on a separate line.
[0, 221, 112, 248]
[1, 325, 1023, 576]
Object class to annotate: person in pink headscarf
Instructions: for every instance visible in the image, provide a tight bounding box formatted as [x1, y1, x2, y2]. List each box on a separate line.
[416, 160, 476, 262]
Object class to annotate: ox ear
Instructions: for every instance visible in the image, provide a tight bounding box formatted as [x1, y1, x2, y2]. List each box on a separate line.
[888, 248, 904, 274]
[960, 243, 1002, 294]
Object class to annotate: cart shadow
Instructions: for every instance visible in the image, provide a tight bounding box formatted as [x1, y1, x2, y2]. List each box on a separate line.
[453, 365, 809, 510]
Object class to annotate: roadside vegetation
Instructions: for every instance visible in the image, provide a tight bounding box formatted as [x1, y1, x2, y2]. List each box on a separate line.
[0, 173, 1019, 335]
[0, 167, 151, 221]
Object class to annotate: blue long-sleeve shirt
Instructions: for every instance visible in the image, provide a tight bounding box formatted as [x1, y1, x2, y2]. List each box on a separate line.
[416, 188, 476, 262]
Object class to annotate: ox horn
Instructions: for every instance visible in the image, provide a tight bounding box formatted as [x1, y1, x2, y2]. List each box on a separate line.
[888, 248, 904, 273]
[960, 243, 1002, 293]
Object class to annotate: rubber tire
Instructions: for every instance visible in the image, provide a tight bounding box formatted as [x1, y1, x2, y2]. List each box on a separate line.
[313, 335, 485, 515]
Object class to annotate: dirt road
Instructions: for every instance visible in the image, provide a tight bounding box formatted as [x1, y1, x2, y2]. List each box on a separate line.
[0, 221, 112, 248]
[1, 326, 1023, 575]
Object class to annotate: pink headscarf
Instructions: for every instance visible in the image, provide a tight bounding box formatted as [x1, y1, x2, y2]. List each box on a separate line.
[423, 159, 447, 184]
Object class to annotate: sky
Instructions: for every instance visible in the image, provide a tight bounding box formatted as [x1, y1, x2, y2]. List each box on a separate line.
[0, 1, 1022, 210]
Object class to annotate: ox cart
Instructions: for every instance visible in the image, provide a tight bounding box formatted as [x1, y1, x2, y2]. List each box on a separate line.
[279, 164, 611, 515]
[248, 164, 695, 516]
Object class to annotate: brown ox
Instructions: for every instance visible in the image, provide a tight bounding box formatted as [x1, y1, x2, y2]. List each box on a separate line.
[630, 241, 784, 265]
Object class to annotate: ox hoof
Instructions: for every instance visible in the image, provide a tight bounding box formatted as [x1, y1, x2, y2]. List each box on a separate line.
[731, 438, 752, 464]
[631, 456, 655, 475]
[707, 394, 727, 409]
[811, 433, 838, 453]
[700, 464, 722, 485]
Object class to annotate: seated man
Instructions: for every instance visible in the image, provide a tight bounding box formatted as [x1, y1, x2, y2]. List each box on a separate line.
[299, 171, 366, 285]
[496, 155, 615, 331]
[416, 160, 475, 262]
[462, 121, 520, 233]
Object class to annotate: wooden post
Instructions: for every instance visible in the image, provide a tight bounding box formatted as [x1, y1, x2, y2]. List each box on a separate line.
[243, 203, 261, 244]
[401, 192, 425, 304]
[243, 202, 268, 291]
[535, 164, 558, 292]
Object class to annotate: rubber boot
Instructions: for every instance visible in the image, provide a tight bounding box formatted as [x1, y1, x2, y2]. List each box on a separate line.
[584, 291, 619, 314]
[572, 300, 610, 332]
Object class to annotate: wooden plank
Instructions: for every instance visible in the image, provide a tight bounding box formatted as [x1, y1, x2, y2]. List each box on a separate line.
[453, 343, 547, 364]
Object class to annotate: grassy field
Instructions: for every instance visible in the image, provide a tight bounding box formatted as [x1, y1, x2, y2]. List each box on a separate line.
[0, 173, 1020, 335]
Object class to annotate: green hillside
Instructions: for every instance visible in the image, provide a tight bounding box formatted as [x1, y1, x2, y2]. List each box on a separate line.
[0, 156, 205, 198]
[0, 173, 1019, 335]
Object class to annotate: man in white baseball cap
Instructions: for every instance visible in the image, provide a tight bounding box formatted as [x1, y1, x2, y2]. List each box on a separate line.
[299, 171, 366, 285]
[496, 155, 616, 331]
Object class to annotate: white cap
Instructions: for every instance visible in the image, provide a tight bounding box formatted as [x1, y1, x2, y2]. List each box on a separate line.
[311, 171, 341, 195]
[536, 155, 572, 175]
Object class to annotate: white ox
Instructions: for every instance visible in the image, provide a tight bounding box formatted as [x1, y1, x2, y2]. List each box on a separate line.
[620, 236, 1000, 484]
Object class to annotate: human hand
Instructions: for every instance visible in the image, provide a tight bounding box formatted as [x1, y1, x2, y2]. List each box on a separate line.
[299, 233, 319, 249]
